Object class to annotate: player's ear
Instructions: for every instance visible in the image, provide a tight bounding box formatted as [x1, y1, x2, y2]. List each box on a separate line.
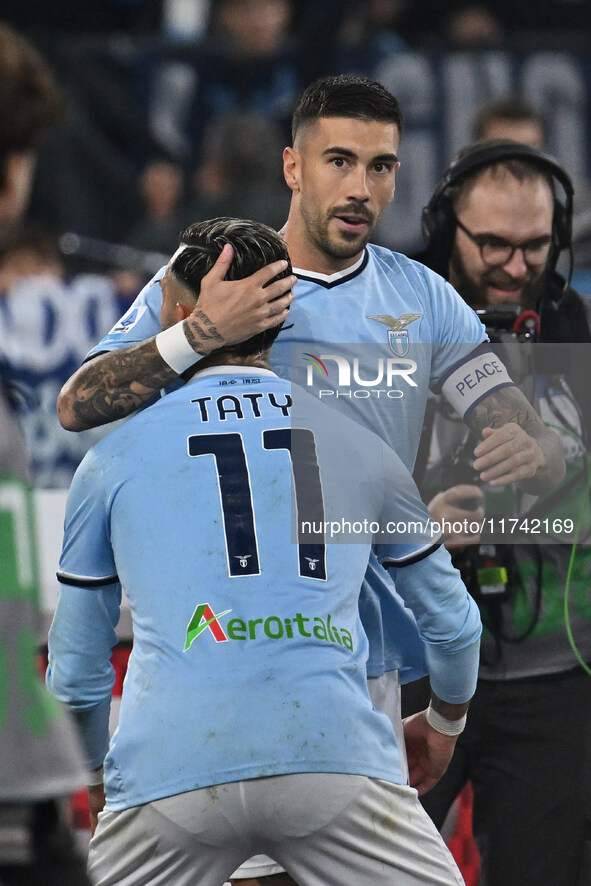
[283, 146, 300, 193]
[175, 302, 192, 322]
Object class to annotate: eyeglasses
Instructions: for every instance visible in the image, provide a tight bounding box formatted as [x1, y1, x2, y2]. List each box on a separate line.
[454, 215, 553, 267]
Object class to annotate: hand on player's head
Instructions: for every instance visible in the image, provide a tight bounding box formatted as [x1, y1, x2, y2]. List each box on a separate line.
[169, 219, 296, 357]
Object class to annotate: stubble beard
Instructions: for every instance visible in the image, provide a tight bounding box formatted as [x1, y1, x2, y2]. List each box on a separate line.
[301, 202, 375, 265]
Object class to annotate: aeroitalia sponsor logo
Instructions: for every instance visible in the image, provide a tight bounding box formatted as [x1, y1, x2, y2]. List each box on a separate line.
[184, 603, 353, 652]
[184, 603, 231, 649]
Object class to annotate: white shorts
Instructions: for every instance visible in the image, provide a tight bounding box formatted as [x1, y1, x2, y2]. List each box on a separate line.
[229, 669, 407, 881]
[88, 773, 463, 886]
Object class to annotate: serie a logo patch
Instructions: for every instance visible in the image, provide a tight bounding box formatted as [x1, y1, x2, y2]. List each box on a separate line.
[108, 305, 147, 335]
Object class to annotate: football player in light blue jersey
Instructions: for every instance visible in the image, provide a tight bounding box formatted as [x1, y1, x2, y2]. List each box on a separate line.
[55, 76, 563, 883]
[48, 218, 481, 886]
[58, 75, 563, 500]
[61, 75, 563, 676]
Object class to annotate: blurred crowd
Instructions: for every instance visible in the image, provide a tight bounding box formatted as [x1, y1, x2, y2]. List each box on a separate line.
[2, 0, 591, 45]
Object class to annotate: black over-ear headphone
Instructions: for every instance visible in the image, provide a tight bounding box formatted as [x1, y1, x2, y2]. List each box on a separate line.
[421, 140, 574, 279]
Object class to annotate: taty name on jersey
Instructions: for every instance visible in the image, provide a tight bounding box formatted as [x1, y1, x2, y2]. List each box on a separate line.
[190, 389, 292, 422]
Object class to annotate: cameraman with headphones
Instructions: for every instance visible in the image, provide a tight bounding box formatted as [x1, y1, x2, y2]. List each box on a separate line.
[413, 139, 591, 886]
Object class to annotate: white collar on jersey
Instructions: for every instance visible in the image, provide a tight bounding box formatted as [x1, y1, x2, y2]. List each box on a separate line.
[292, 251, 366, 284]
[189, 365, 278, 382]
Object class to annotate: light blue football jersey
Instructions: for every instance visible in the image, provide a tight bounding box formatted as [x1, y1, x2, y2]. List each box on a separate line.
[86, 245, 487, 678]
[47, 368, 480, 810]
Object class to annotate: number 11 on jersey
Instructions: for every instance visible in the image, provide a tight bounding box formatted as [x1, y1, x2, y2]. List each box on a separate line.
[187, 429, 327, 580]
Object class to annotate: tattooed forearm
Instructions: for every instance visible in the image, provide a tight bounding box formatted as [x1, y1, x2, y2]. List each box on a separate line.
[183, 311, 224, 349]
[59, 313, 234, 432]
[58, 340, 180, 431]
[465, 384, 565, 494]
[465, 388, 543, 437]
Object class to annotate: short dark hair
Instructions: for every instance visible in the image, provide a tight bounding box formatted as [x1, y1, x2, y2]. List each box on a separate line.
[0, 24, 64, 187]
[171, 217, 291, 358]
[291, 74, 403, 143]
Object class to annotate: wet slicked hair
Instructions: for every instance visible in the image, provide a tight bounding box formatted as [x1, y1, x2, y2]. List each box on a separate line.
[170, 217, 291, 358]
[291, 74, 403, 143]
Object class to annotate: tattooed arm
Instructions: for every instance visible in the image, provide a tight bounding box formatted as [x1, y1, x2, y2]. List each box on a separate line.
[58, 245, 295, 431]
[57, 338, 178, 430]
[465, 385, 565, 494]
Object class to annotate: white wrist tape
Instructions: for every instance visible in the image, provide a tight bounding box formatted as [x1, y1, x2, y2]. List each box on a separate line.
[425, 704, 467, 736]
[86, 765, 104, 787]
[155, 323, 200, 374]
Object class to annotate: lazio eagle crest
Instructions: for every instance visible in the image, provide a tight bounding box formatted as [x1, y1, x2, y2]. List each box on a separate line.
[366, 313, 422, 356]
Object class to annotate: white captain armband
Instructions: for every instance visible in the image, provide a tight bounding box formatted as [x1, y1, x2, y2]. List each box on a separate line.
[441, 349, 513, 420]
[155, 323, 201, 374]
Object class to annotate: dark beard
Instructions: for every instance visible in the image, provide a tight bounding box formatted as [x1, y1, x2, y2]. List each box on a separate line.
[302, 200, 376, 264]
[310, 221, 372, 263]
[448, 246, 548, 312]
